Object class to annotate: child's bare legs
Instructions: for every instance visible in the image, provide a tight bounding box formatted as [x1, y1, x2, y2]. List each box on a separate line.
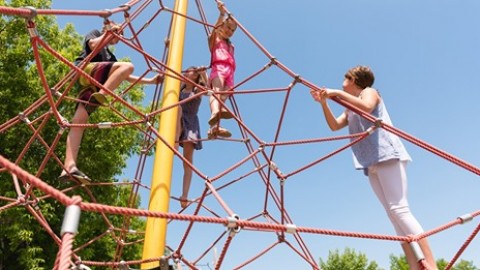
[180, 142, 194, 208]
[208, 77, 232, 137]
[62, 62, 134, 176]
[209, 77, 226, 119]
[402, 239, 437, 270]
[99, 62, 134, 96]
[63, 105, 89, 173]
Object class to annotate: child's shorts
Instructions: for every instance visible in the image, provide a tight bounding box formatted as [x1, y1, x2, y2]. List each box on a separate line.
[76, 62, 113, 114]
[210, 63, 235, 88]
[78, 62, 113, 87]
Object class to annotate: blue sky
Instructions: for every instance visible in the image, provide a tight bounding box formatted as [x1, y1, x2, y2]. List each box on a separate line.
[50, 1, 480, 269]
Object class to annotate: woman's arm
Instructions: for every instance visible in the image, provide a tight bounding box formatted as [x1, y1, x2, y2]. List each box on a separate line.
[310, 89, 348, 131]
[326, 87, 380, 113]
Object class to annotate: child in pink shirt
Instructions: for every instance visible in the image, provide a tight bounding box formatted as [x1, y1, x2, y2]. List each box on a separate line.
[207, 1, 237, 138]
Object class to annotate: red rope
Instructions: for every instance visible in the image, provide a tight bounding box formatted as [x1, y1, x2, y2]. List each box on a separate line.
[333, 97, 480, 176]
[1, 1, 479, 269]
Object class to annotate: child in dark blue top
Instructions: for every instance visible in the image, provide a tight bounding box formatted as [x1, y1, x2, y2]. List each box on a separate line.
[176, 66, 208, 208]
[59, 21, 162, 183]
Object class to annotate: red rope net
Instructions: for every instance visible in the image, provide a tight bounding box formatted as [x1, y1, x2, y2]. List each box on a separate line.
[0, 1, 479, 270]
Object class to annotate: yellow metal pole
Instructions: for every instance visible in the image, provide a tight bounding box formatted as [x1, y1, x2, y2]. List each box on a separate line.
[141, 0, 188, 268]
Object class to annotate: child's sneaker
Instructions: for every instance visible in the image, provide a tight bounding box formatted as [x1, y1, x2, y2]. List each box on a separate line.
[90, 92, 107, 106]
[57, 168, 91, 185]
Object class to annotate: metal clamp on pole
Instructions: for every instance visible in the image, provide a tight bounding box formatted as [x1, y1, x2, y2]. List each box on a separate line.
[60, 205, 81, 236]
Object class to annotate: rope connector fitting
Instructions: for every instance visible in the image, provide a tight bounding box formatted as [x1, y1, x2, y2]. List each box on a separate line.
[206, 89, 214, 96]
[269, 57, 278, 66]
[285, 223, 297, 234]
[269, 161, 277, 171]
[23, 6, 37, 21]
[366, 126, 376, 135]
[50, 87, 61, 97]
[17, 195, 27, 206]
[119, 4, 132, 11]
[226, 214, 241, 234]
[98, 122, 113, 129]
[60, 204, 81, 236]
[58, 115, 69, 130]
[458, 213, 473, 224]
[294, 75, 301, 83]
[18, 112, 30, 124]
[101, 9, 113, 19]
[118, 260, 129, 270]
[374, 118, 383, 128]
[74, 264, 91, 270]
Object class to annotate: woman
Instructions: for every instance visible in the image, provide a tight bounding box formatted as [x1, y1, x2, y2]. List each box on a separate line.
[310, 65, 437, 270]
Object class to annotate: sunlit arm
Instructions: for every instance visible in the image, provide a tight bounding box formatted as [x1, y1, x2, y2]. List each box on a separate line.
[330, 87, 379, 114]
[310, 88, 348, 131]
[208, 1, 226, 50]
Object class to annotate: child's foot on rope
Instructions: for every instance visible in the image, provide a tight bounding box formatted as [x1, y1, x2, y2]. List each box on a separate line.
[57, 167, 91, 184]
[208, 126, 231, 139]
[84, 92, 107, 114]
[179, 196, 189, 208]
[208, 109, 233, 126]
[219, 108, 233, 119]
[90, 92, 107, 106]
[208, 111, 221, 126]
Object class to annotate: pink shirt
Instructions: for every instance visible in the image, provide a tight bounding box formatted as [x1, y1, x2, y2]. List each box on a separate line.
[211, 39, 235, 70]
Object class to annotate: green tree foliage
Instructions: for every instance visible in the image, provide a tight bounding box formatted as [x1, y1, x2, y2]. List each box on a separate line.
[319, 248, 383, 270]
[452, 260, 479, 270]
[389, 254, 409, 270]
[0, 0, 148, 269]
[390, 254, 479, 270]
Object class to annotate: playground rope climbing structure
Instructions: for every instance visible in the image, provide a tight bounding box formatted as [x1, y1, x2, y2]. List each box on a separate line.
[0, 1, 479, 269]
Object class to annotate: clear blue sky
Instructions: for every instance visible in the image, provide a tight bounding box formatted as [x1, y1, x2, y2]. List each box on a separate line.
[51, 1, 480, 269]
